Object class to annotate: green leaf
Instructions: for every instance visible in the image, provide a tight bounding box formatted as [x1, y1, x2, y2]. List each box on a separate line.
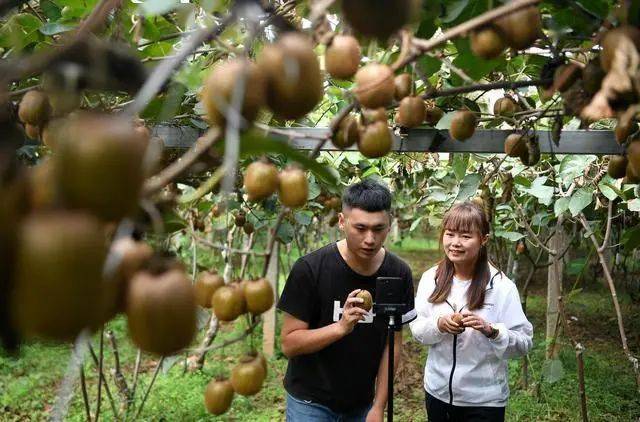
[442, 0, 469, 23]
[575, 0, 609, 18]
[554, 197, 570, 217]
[455, 173, 481, 202]
[598, 176, 620, 201]
[416, 55, 442, 79]
[294, 211, 313, 226]
[621, 225, 640, 250]
[559, 155, 596, 184]
[514, 175, 532, 188]
[451, 39, 501, 81]
[627, 198, 640, 212]
[0, 13, 43, 50]
[141, 0, 180, 16]
[409, 216, 423, 231]
[451, 153, 469, 181]
[41, 0, 62, 20]
[523, 177, 554, 205]
[276, 221, 294, 244]
[494, 231, 526, 242]
[569, 187, 593, 216]
[39, 22, 73, 35]
[542, 358, 565, 384]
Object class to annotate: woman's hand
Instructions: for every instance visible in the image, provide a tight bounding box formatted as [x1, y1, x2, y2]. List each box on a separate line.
[437, 314, 465, 335]
[461, 311, 492, 336]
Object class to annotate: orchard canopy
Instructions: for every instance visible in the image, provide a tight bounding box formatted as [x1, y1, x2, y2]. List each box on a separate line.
[1, 0, 640, 420]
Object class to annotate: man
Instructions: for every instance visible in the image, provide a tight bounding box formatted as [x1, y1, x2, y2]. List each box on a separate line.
[277, 179, 416, 422]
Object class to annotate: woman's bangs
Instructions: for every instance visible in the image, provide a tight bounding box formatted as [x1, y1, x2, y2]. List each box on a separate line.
[443, 208, 482, 234]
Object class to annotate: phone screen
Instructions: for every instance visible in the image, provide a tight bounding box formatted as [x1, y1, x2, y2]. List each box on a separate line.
[375, 276, 405, 306]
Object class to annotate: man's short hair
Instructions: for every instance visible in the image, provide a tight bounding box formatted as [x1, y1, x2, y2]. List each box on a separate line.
[342, 178, 392, 213]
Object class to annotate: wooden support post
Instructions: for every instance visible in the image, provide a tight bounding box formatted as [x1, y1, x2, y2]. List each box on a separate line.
[546, 228, 565, 359]
[263, 242, 279, 357]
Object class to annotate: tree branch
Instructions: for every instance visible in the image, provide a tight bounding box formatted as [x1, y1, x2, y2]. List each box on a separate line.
[422, 79, 551, 101]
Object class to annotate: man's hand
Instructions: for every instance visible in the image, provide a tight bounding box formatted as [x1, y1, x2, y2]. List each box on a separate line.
[337, 289, 369, 336]
[461, 311, 492, 336]
[437, 313, 465, 334]
[365, 404, 384, 422]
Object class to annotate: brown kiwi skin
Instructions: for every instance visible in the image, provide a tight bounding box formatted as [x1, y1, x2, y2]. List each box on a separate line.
[354, 63, 396, 109]
[470, 26, 505, 59]
[396, 96, 426, 128]
[358, 121, 393, 158]
[449, 110, 477, 142]
[600, 26, 640, 72]
[325, 35, 361, 80]
[494, 6, 542, 50]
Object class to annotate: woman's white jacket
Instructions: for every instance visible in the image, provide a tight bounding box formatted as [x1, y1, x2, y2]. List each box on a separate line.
[409, 265, 533, 407]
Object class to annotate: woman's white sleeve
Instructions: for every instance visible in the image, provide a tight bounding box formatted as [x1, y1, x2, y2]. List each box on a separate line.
[488, 283, 533, 359]
[409, 272, 447, 345]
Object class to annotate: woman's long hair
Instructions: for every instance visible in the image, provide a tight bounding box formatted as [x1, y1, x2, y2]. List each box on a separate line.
[428, 201, 491, 310]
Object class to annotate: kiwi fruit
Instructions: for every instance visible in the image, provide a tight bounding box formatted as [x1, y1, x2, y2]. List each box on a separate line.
[243, 221, 255, 235]
[516, 241, 526, 255]
[48, 90, 81, 117]
[451, 313, 464, 326]
[520, 136, 541, 166]
[554, 64, 581, 93]
[211, 284, 245, 321]
[358, 121, 393, 158]
[278, 167, 308, 208]
[235, 212, 246, 227]
[194, 271, 225, 308]
[354, 63, 396, 109]
[257, 33, 323, 120]
[243, 278, 274, 315]
[424, 106, 444, 126]
[202, 59, 266, 127]
[582, 59, 606, 95]
[449, 110, 477, 141]
[204, 378, 234, 416]
[18, 90, 50, 126]
[329, 214, 339, 226]
[41, 117, 65, 150]
[362, 107, 388, 124]
[230, 355, 266, 396]
[627, 140, 640, 176]
[607, 155, 628, 179]
[327, 197, 342, 210]
[355, 290, 373, 312]
[325, 35, 361, 79]
[396, 96, 426, 128]
[54, 113, 149, 221]
[494, 6, 542, 50]
[394, 73, 412, 101]
[470, 26, 505, 59]
[28, 160, 59, 211]
[11, 212, 106, 341]
[126, 268, 197, 356]
[504, 133, 527, 157]
[24, 123, 39, 140]
[244, 160, 279, 201]
[333, 114, 360, 149]
[493, 96, 520, 117]
[341, 0, 421, 41]
[600, 26, 640, 72]
[615, 119, 638, 144]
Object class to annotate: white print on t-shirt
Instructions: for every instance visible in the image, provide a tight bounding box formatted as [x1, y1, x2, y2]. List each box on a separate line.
[332, 300, 374, 324]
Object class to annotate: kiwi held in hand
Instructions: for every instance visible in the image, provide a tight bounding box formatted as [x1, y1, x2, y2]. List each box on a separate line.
[244, 160, 279, 202]
[325, 35, 361, 79]
[257, 33, 323, 120]
[451, 313, 464, 326]
[396, 96, 426, 128]
[355, 290, 373, 312]
[278, 167, 308, 208]
[354, 63, 395, 109]
[202, 59, 266, 127]
[126, 268, 197, 356]
[449, 110, 477, 141]
[204, 378, 234, 416]
[358, 121, 392, 158]
[470, 26, 505, 59]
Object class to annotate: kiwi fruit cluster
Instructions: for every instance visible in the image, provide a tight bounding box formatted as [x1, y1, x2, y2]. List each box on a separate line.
[211, 277, 274, 322]
[243, 161, 309, 208]
[469, 6, 542, 59]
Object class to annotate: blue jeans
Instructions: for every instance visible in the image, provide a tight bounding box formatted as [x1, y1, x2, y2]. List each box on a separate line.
[286, 393, 371, 422]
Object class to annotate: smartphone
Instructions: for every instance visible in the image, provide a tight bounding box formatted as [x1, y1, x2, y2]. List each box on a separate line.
[374, 276, 406, 316]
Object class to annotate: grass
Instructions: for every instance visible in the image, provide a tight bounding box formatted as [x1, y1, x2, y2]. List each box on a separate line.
[1, 239, 639, 421]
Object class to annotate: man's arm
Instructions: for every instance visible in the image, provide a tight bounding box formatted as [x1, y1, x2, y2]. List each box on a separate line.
[280, 289, 368, 358]
[367, 330, 402, 421]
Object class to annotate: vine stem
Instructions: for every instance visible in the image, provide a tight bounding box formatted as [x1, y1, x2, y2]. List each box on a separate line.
[399, 0, 543, 70]
[578, 212, 640, 392]
[50, 330, 91, 422]
[133, 357, 165, 420]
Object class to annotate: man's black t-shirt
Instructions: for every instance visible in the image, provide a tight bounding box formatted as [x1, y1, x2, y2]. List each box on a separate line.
[277, 242, 416, 413]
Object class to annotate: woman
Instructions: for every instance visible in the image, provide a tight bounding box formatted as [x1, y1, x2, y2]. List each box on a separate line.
[409, 201, 533, 421]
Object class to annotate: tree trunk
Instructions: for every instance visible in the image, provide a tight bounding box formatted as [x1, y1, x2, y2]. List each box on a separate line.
[546, 229, 565, 359]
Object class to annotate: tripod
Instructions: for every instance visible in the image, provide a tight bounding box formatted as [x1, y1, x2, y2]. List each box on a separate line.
[385, 314, 401, 422]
